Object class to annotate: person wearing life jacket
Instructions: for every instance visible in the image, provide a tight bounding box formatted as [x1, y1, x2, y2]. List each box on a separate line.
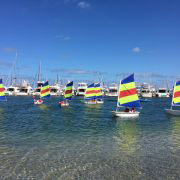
[131, 107, 136, 112]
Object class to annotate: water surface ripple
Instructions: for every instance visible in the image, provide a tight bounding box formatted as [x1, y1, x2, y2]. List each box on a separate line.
[0, 96, 180, 179]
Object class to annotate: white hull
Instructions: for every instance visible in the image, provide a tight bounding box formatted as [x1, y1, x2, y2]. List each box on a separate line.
[60, 103, 69, 107]
[165, 109, 180, 116]
[106, 93, 118, 97]
[157, 93, 170, 98]
[85, 101, 97, 104]
[59, 101, 69, 107]
[141, 93, 153, 98]
[34, 100, 43, 105]
[16, 92, 32, 96]
[96, 100, 104, 104]
[112, 111, 140, 118]
[33, 92, 41, 96]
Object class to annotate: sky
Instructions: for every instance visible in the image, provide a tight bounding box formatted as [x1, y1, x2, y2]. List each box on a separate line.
[0, 0, 180, 85]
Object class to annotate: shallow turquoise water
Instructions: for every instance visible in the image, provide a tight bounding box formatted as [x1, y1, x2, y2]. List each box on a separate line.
[0, 96, 180, 179]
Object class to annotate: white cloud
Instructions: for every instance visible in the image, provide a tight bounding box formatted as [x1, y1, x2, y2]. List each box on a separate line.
[77, 1, 91, 8]
[132, 47, 140, 53]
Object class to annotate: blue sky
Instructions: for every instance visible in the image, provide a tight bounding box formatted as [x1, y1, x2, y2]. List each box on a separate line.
[0, 0, 180, 84]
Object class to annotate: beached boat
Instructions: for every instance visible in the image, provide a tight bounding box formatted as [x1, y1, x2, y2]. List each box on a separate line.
[59, 81, 73, 107]
[0, 79, 7, 101]
[165, 81, 180, 116]
[112, 74, 141, 118]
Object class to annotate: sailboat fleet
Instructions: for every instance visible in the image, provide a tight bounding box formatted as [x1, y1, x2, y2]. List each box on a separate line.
[1, 72, 180, 118]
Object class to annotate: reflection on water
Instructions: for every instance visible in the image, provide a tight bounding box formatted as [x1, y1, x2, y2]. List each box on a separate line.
[170, 116, 180, 153]
[114, 120, 138, 155]
[0, 97, 180, 179]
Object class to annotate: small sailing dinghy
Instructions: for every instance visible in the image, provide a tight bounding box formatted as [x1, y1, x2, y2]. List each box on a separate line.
[33, 96, 43, 104]
[59, 81, 73, 107]
[84, 83, 97, 104]
[95, 83, 104, 104]
[0, 79, 7, 101]
[165, 80, 180, 116]
[112, 74, 141, 118]
[34, 81, 50, 104]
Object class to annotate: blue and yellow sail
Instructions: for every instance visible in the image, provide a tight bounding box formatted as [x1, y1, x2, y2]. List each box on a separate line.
[0, 79, 6, 101]
[118, 74, 141, 108]
[94, 83, 103, 99]
[40, 81, 50, 98]
[172, 81, 180, 106]
[85, 83, 96, 100]
[64, 81, 73, 100]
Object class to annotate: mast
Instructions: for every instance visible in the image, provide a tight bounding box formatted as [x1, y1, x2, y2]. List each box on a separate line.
[171, 82, 176, 109]
[38, 61, 42, 82]
[116, 80, 121, 111]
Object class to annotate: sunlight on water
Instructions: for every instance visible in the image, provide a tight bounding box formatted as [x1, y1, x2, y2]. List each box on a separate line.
[0, 96, 180, 179]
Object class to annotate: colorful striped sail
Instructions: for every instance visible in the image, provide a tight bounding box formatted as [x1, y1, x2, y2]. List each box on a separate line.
[85, 83, 96, 100]
[0, 79, 6, 101]
[118, 74, 141, 108]
[64, 81, 73, 100]
[40, 81, 50, 98]
[94, 83, 103, 99]
[172, 81, 180, 106]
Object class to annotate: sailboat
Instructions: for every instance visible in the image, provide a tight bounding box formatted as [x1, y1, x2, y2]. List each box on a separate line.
[34, 81, 50, 104]
[112, 74, 141, 118]
[84, 83, 97, 104]
[165, 80, 180, 116]
[0, 79, 7, 101]
[95, 83, 104, 104]
[59, 81, 73, 107]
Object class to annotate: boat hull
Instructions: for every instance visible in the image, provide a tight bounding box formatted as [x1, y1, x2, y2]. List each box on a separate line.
[112, 111, 140, 118]
[96, 101, 104, 104]
[141, 93, 153, 98]
[165, 109, 180, 116]
[85, 101, 97, 104]
[60, 103, 69, 107]
[34, 100, 43, 105]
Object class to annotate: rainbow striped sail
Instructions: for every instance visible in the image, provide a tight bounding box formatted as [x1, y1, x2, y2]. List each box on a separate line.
[118, 74, 141, 108]
[172, 81, 180, 106]
[64, 81, 73, 100]
[95, 83, 103, 99]
[85, 83, 96, 100]
[0, 79, 6, 101]
[40, 81, 50, 98]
